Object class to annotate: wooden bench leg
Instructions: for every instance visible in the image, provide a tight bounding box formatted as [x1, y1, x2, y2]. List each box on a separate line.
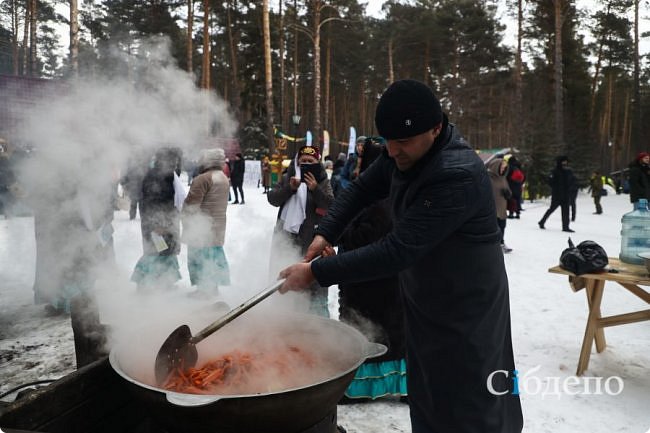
[586, 280, 607, 352]
[577, 279, 605, 375]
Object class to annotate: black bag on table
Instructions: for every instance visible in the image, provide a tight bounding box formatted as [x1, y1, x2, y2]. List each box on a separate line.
[559, 238, 609, 275]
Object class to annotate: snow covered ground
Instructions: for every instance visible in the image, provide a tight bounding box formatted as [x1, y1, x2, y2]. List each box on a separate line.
[1, 185, 649, 433]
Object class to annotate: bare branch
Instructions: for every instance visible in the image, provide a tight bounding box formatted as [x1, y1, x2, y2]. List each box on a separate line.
[287, 22, 315, 42]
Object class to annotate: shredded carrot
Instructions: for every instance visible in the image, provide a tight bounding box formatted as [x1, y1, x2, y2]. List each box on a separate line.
[162, 346, 317, 394]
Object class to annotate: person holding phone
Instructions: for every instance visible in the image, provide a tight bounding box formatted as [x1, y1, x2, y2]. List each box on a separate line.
[267, 145, 334, 316]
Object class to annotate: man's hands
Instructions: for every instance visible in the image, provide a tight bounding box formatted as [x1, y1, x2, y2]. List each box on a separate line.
[278, 235, 333, 293]
[303, 235, 331, 261]
[278, 262, 315, 293]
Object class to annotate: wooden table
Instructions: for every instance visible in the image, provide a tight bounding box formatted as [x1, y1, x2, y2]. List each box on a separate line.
[548, 258, 650, 376]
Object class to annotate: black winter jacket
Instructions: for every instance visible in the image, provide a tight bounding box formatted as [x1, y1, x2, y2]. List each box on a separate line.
[230, 159, 245, 185]
[628, 160, 650, 203]
[312, 117, 523, 433]
[548, 159, 577, 204]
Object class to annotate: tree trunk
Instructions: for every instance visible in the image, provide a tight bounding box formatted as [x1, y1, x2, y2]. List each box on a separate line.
[293, 0, 299, 133]
[423, 40, 429, 84]
[227, 0, 242, 121]
[279, 0, 286, 130]
[359, 80, 365, 133]
[589, 3, 608, 128]
[619, 88, 631, 173]
[331, 96, 337, 141]
[632, 0, 641, 155]
[324, 31, 331, 130]
[29, 0, 36, 76]
[70, 0, 79, 76]
[187, 0, 193, 73]
[22, 0, 30, 75]
[201, 0, 210, 89]
[10, 0, 19, 75]
[553, 0, 565, 152]
[263, 0, 275, 152]
[513, 0, 523, 147]
[312, 0, 322, 147]
[388, 37, 394, 84]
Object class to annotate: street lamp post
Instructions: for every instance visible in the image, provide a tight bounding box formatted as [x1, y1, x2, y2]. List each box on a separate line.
[292, 113, 301, 157]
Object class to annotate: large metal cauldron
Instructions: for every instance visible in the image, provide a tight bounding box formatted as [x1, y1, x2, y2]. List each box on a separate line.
[109, 312, 386, 433]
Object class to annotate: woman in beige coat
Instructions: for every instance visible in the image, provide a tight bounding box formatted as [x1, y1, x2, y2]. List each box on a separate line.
[487, 157, 512, 253]
[182, 148, 230, 296]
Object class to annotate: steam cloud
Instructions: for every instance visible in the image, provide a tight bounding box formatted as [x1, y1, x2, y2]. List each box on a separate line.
[9, 37, 337, 374]
[13, 37, 240, 347]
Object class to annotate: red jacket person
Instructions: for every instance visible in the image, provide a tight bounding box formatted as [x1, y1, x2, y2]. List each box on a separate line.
[279, 79, 523, 433]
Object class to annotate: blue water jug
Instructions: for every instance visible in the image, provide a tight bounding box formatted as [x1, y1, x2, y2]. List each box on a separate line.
[619, 198, 650, 265]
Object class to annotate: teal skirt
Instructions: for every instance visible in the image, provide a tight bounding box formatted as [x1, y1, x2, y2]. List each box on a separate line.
[187, 246, 230, 288]
[344, 359, 407, 399]
[34, 282, 90, 314]
[131, 254, 181, 288]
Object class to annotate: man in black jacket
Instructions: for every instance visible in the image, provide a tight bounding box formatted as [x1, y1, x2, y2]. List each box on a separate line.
[230, 152, 246, 204]
[627, 152, 650, 204]
[279, 79, 523, 433]
[538, 155, 577, 232]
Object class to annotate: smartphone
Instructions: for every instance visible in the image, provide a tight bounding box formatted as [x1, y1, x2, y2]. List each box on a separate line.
[300, 163, 321, 182]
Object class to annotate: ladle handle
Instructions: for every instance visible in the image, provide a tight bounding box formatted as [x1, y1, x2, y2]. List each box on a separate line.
[190, 278, 286, 344]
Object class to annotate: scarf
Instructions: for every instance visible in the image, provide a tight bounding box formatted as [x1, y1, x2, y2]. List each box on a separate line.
[280, 159, 308, 234]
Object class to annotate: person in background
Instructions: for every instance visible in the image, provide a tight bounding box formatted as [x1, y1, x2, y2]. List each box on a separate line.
[488, 157, 513, 253]
[261, 156, 271, 194]
[0, 139, 17, 219]
[120, 149, 149, 220]
[589, 170, 604, 215]
[28, 158, 115, 315]
[230, 152, 245, 204]
[223, 157, 232, 202]
[278, 79, 523, 433]
[538, 155, 576, 233]
[330, 153, 346, 197]
[340, 136, 366, 190]
[336, 138, 407, 403]
[569, 174, 579, 222]
[267, 145, 334, 317]
[506, 155, 525, 219]
[324, 159, 334, 179]
[627, 152, 650, 205]
[182, 148, 230, 299]
[131, 147, 182, 290]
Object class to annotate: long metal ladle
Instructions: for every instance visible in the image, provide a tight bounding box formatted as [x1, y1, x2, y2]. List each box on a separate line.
[154, 277, 287, 385]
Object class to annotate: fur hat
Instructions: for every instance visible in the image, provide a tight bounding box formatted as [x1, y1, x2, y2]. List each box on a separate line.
[375, 79, 443, 139]
[199, 148, 226, 170]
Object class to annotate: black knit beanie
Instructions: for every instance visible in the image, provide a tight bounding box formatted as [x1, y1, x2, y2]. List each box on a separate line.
[375, 79, 443, 139]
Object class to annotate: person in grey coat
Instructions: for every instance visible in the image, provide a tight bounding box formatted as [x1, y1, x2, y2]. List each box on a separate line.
[278, 79, 523, 433]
